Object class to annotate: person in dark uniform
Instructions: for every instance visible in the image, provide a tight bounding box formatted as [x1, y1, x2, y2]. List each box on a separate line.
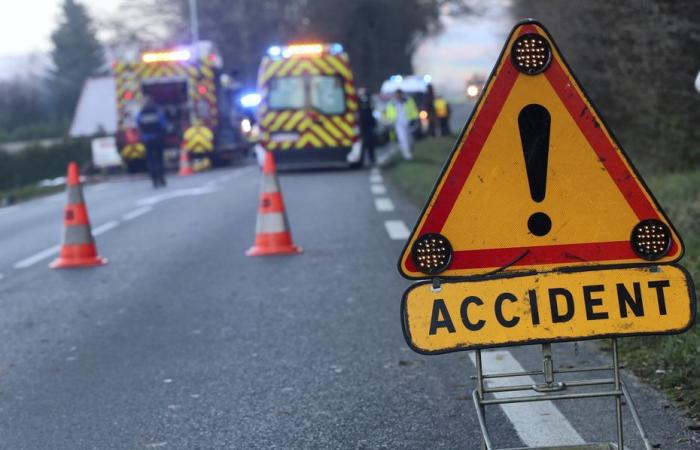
[424, 83, 437, 137]
[357, 87, 377, 165]
[136, 96, 168, 188]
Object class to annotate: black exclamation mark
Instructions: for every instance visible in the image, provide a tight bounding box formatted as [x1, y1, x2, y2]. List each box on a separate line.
[518, 104, 552, 236]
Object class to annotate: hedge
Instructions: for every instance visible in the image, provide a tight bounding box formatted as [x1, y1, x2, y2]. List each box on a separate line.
[0, 139, 92, 191]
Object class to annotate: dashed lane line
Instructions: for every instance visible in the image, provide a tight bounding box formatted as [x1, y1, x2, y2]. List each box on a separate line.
[370, 173, 383, 183]
[92, 220, 119, 236]
[371, 184, 387, 195]
[122, 206, 153, 221]
[13, 221, 119, 269]
[374, 197, 395, 212]
[13, 245, 61, 269]
[136, 184, 217, 207]
[384, 220, 410, 240]
[468, 350, 585, 448]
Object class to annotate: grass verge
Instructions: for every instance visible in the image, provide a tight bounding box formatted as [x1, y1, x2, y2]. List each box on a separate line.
[384, 137, 700, 419]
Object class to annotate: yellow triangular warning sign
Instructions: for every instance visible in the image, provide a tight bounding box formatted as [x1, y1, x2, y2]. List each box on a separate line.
[398, 20, 683, 279]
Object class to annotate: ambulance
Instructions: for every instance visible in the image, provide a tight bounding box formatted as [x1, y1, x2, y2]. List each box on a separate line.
[255, 43, 363, 168]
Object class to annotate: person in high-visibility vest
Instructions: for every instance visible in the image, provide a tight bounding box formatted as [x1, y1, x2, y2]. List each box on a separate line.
[434, 96, 451, 136]
[384, 89, 418, 160]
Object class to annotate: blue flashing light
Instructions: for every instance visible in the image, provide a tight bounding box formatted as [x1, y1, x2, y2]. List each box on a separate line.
[390, 75, 403, 82]
[267, 46, 282, 57]
[330, 43, 344, 55]
[240, 92, 262, 108]
[423, 74, 432, 83]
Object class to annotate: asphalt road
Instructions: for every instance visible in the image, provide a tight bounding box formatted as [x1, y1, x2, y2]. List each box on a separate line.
[0, 151, 698, 449]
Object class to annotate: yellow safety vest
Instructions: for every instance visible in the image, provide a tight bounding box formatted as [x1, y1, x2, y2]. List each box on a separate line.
[434, 98, 449, 118]
[384, 97, 419, 123]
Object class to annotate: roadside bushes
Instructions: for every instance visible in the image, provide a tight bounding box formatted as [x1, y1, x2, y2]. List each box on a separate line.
[0, 138, 91, 191]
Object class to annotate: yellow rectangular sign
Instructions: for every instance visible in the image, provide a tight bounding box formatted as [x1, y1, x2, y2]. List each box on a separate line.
[402, 265, 695, 354]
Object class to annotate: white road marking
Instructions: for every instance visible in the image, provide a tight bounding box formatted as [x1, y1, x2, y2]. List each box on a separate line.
[384, 220, 410, 240]
[370, 173, 383, 183]
[0, 273, 4, 280]
[370, 184, 387, 195]
[136, 185, 217, 206]
[122, 206, 153, 221]
[370, 167, 381, 176]
[14, 245, 61, 269]
[468, 350, 585, 447]
[92, 220, 119, 236]
[374, 197, 395, 212]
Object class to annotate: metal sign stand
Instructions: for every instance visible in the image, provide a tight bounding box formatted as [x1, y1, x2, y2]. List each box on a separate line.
[472, 339, 653, 450]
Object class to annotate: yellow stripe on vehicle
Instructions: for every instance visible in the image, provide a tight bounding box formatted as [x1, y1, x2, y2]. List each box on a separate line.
[261, 60, 284, 85]
[295, 131, 323, 148]
[310, 124, 337, 146]
[291, 60, 320, 76]
[283, 111, 305, 131]
[269, 111, 291, 131]
[261, 113, 277, 127]
[312, 57, 335, 75]
[276, 58, 299, 77]
[332, 116, 355, 136]
[297, 117, 313, 131]
[317, 116, 344, 139]
[200, 65, 214, 79]
[325, 55, 351, 79]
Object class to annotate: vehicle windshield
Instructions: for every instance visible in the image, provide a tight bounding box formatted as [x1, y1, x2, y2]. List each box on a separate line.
[310, 75, 345, 114]
[268, 75, 346, 114]
[268, 76, 305, 110]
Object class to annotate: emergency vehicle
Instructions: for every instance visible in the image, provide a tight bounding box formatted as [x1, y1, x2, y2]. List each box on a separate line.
[379, 74, 433, 138]
[113, 41, 250, 172]
[256, 43, 363, 168]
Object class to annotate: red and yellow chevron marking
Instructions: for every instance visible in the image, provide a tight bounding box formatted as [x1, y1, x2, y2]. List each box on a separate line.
[258, 50, 360, 151]
[183, 124, 214, 153]
[120, 143, 146, 160]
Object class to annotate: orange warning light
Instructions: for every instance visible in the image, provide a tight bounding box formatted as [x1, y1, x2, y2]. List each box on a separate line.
[283, 44, 324, 57]
[142, 49, 191, 63]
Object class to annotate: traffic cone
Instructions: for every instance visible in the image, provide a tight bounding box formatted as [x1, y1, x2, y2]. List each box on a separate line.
[246, 152, 302, 256]
[178, 146, 193, 176]
[49, 162, 107, 269]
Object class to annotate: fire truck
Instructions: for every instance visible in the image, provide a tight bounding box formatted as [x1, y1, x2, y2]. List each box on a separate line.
[112, 41, 251, 172]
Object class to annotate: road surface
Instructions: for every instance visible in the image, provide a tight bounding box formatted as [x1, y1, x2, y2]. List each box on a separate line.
[0, 155, 697, 449]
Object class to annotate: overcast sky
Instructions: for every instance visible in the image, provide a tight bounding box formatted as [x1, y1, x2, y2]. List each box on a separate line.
[0, 0, 510, 93]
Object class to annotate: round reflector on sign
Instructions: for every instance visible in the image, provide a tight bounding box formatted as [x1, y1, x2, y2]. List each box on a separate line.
[411, 233, 453, 275]
[511, 33, 552, 75]
[630, 219, 672, 261]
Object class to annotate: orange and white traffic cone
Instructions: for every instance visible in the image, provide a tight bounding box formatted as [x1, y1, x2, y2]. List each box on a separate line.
[178, 146, 193, 176]
[49, 162, 107, 269]
[246, 152, 302, 256]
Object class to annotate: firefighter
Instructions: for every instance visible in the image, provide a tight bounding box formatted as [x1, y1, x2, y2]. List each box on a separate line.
[136, 95, 168, 188]
[434, 96, 451, 136]
[385, 89, 418, 160]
